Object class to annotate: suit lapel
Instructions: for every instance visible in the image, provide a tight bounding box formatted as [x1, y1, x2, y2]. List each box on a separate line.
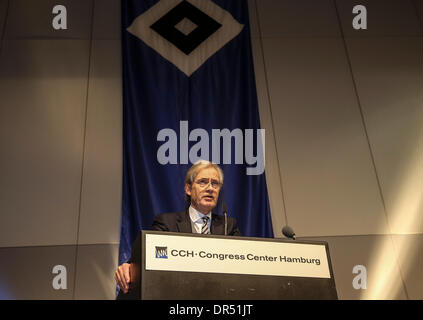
[176, 210, 224, 234]
[176, 210, 192, 233]
[211, 214, 224, 235]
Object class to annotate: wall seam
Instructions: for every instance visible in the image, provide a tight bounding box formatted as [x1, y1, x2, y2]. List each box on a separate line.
[253, 0, 289, 228]
[333, 0, 410, 300]
[72, 0, 96, 300]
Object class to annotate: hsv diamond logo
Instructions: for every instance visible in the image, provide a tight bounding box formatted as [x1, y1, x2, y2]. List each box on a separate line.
[155, 246, 168, 259]
[150, 1, 222, 55]
[127, 0, 244, 76]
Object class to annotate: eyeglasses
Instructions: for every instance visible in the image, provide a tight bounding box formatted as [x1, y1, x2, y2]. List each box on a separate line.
[195, 178, 222, 189]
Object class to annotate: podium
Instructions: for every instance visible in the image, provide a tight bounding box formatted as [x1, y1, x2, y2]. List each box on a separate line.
[117, 230, 338, 300]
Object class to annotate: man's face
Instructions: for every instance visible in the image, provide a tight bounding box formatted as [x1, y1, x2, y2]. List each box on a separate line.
[185, 167, 221, 214]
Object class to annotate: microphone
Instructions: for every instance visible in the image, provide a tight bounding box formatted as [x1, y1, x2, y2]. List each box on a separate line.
[282, 225, 296, 240]
[223, 202, 228, 236]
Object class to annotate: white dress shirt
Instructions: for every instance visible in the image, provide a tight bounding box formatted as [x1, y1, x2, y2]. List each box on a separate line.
[189, 205, 212, 234]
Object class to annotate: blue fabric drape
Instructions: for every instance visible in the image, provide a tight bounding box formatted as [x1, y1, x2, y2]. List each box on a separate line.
[119, 0, 274, 268]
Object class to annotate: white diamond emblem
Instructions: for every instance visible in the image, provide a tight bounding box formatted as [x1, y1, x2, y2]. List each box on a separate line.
[127, 0, 244, 76]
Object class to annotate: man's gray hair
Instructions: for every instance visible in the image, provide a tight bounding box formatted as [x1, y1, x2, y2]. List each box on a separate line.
[185, 160, 224, 203]
[185, 160, 224, 185]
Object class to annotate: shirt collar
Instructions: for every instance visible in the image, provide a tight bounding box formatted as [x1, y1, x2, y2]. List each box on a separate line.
[189, 205, 212, 223]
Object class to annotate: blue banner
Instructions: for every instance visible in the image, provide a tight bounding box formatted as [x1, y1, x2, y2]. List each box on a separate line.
[119, 0, 274, 268]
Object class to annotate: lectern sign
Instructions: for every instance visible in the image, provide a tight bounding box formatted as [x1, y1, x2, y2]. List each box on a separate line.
[145, 234, 331, 279]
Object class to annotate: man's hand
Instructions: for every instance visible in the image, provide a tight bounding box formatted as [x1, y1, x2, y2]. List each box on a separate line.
[114, 263, 131, 294]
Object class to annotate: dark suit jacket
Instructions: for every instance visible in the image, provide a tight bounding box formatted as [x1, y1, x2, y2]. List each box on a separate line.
[116, 210, 241, 299]
[129, 210, 241, 263]
[152, 210, 241, 236]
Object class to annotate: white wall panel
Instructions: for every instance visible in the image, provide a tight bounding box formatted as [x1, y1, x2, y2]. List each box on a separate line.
[0, 245, 76, 299]
[250, 36, 287, 237]
[256, 0, 340, 37]
[0, 40, 90, 247]
[248, 0, 286, 236]
[93, 0, 121, 40]
[74, 244, 118, 299]
[336, 0, 423, 37]
[247, 0, 259, 38]
[347, 37, 423, 234]
[263, 37, 387, 237]
[4, 0, 93, 39]
[300, 235, 408, 299]
[78, 40, 122, 245]
[392, 234, 423, 299]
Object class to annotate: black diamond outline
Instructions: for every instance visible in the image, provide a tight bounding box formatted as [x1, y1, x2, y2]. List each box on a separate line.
[150, 0, 222, 55]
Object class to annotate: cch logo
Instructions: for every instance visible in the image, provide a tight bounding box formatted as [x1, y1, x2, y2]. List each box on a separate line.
[155, 246, 168, 259]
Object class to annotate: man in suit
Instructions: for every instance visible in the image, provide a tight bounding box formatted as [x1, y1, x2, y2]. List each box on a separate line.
[114, 160, 241, 295]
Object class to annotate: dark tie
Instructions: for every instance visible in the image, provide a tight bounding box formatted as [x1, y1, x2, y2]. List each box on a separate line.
[201, 216, 210, 234]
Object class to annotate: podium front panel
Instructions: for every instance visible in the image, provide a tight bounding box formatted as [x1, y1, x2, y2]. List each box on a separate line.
[138, 231, 337, 300]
